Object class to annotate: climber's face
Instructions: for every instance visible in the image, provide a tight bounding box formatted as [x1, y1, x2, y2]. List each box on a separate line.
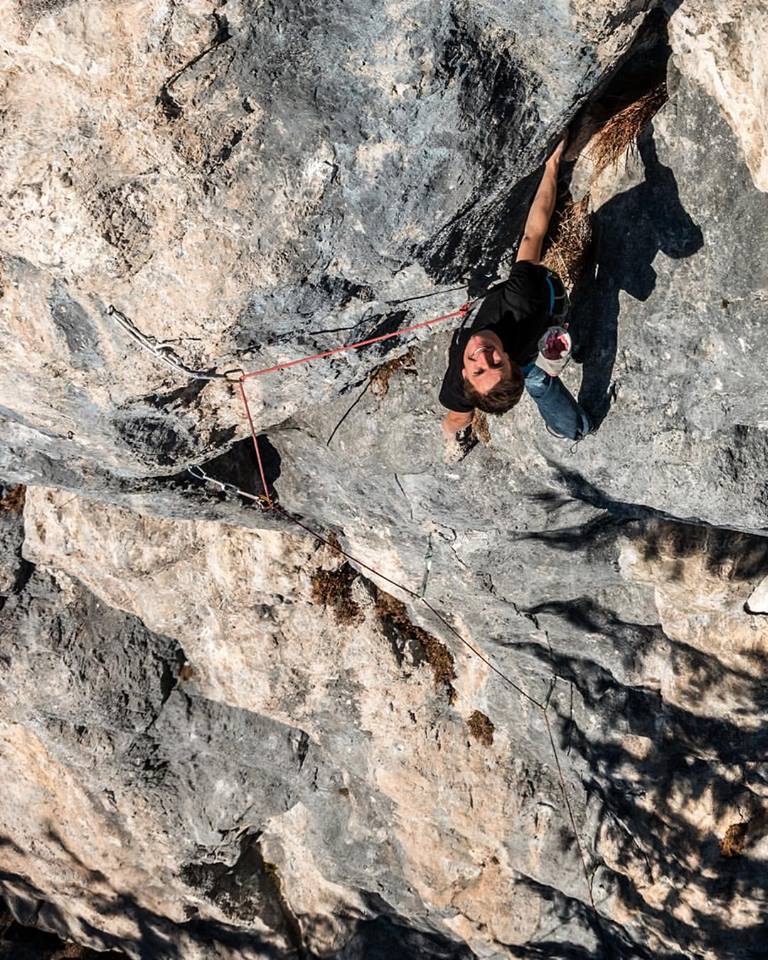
[462, 331, 512, 394]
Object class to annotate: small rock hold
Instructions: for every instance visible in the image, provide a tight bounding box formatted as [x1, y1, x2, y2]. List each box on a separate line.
[745, 575, 768, 614]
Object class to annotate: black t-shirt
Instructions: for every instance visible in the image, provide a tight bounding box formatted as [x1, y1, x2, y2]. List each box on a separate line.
[439, 261, 553, 413]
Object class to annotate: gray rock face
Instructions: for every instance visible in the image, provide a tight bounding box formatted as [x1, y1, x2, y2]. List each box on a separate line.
[0, 0, 651, 479]
[0, 486, 27, 597]
[2, 2, 768, 960]
[668, 0, 768, 191]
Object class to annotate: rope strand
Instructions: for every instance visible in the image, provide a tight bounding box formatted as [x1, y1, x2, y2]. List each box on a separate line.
[136, 290, 599, 916]
[240, 303, 474, 381]
[191, 457, 596, 911]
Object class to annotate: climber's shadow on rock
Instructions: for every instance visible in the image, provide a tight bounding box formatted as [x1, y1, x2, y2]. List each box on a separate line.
[569, 126, 704, 428]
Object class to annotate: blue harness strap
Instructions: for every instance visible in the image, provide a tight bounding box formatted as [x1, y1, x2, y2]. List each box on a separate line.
[545, 274, 557, 316]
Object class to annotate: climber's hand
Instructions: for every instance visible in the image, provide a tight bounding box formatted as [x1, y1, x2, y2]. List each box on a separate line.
[443, 425, 479, 464]
[546, 134, 567, 169]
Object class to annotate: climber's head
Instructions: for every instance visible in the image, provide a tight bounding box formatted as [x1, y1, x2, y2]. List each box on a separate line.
[462, 331, 523, 414]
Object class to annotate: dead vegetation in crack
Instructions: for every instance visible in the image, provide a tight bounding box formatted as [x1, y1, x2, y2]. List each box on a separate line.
[373, 589, 456, 700]
[309, 562, 457, 699]
[542, 74, 668, 290]
[310, 564, 363, 626]
[467, 709, 495, 747]
[541, 195, 593, 291]
[587, 83, 668, 177]
[0, 485, 25, 514]
[719, 812, 767, 859]
[369, 348, 417, 398]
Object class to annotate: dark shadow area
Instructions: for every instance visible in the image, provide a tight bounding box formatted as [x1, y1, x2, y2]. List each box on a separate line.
[0, 484, 34, 612]
[335, 914, 476, 960]
[512, 511, 623, 556]
[541, 460, 765, 541]
[352, 309, 410, 355]
[0, 828, 478, 960]
[566, 8, 673, 161]
[420, 6, 685, 294]
[296, 277, 375, 319]
[505, 874, 685, 960]
[1, 829, 292, 960]
[181, 830, 305, 954]
[468, 168, 546, 295]
[144, 378, 209, 412]
[569, 126, 703, 425]
[525, 596, 768, 721]
[513, 585, 768, 960]
[116, 381, 238, 471]
[544, 462, 684, 525]
[419, 14, 544, 287]
[516, 499, 768, 587]
[418, 164, 544, 294]
[187, 435, 282, 500]
[0, 901, 125, 960]
[638, 521, 768, 583]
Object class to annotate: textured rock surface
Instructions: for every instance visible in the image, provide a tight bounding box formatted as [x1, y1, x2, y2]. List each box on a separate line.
[0, 486, 27, 596]
[2, 1, 768, 959]
[1, 0, 652, 480]
[668, 0, 768, 191]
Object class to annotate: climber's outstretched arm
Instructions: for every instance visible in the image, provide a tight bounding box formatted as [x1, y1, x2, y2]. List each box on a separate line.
[516, 137, 565, 264]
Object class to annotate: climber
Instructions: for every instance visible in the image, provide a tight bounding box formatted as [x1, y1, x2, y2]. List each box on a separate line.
[439, 137, 591, 456]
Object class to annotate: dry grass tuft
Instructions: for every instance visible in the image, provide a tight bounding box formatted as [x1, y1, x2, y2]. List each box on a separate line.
[325, 532, 342, 554]
[542, 196, 593, 291]
[0, 485, 25, 514]
[373, 589, 411, 627]
[720, 821, 750, 858]
[421, 635, 457, 691]
[374, 589, 456, 699]
[310, 565, 362, 625]
[370, 348, 417, 397]
[467, 710, 495, 747]
[588, 83, 668, 177]
[51, 944, 88, 959]
[472, 410, 492, 445]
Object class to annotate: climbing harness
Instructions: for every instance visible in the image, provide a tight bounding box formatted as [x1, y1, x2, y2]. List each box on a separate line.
[108, 293, 599, 918]
[544, 269, 571, 323]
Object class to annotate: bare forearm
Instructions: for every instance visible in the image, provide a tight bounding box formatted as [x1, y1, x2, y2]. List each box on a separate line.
[516, 139, 564, 263]
[523, 164, 558, 242]
[442, 410, 472, 437]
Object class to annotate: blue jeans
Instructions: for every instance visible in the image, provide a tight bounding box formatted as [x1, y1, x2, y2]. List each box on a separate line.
[522, 362, 591, 440]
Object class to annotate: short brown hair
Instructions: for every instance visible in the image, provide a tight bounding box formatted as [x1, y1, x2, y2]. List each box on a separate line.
[463, 367, 524, 415]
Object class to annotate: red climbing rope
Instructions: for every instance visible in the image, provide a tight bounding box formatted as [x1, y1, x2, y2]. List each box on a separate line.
[238, 300, 475, 511]
[240, 302, 474, 381]
[224, 299, 597, 915]
[237, 379, 273, 508]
